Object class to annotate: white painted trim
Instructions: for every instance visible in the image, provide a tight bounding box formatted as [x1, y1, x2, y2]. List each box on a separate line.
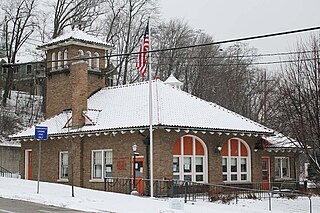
[59, 151, 68, 180]
[173, 135, 208, 183]
[91, 149, 112, 180]
[275, 157, 290, 179]
[24, 149, 32, 180]
[222, 138, 251, 182]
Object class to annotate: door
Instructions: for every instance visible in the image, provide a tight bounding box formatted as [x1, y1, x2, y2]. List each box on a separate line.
[261, 157, 270, 190]
[25, 150, 32, 180]
[132, 157, 144, 195]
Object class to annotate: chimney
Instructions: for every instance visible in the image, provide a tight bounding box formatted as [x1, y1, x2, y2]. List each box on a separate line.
[70, 59, 88, 127]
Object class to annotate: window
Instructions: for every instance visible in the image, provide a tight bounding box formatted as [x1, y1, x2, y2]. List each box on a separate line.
[92, 150, 113, 180]
[64, 49, 68, 67]
[59, 152, 68, 180]
[13, 66, 18, 74]
[86, 51, 92, 68]
[94, 52, 99, 70]
[51, 52, 56, 70]
[275, 157, 290, 179]
[58, 51, 62, 68]
[26, 64, 32, 75]
[172, 136, 207, 183]
[221, 138, 251, 182]
[78, 49, 84, 57]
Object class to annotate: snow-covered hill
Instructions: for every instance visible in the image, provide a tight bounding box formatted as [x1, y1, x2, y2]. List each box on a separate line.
[0, 90, 44, 145]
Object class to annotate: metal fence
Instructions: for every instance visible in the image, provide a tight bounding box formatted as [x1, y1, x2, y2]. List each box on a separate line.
[0, 166, 12, 178]
[104, 177, 316, 212]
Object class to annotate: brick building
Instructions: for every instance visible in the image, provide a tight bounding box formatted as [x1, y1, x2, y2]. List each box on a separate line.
[10, 30, 300, 193]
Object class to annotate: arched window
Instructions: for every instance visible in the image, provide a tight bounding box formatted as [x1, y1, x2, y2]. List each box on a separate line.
[78, 49, 84, 57]
[64, 49, 68, 67]
[86, 51, 92, 68]
[94, 52, 99, 70]
[51, 52, 56, 70]
[221, 138, 251, 182]
[57, 51, 62, 68]
[173, 135, 207, 182]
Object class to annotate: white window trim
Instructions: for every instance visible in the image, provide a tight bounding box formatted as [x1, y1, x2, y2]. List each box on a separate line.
[275, 157, 290, 179]
[222, 138, 251, 183]
[51, 52, 56, 70]
[64, 49, 68, 67]
[58, 151, 68, 181]
[173, 135, 208, 183]
[90, 149, 112, 182]
[57, 51, 62, 69]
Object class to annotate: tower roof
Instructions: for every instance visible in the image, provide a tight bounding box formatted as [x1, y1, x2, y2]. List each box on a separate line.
[164, 74, 183, 89]
[38, 29, 113, 50]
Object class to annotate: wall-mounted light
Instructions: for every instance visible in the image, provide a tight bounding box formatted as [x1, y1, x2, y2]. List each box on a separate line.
[215, 145, 222, 153]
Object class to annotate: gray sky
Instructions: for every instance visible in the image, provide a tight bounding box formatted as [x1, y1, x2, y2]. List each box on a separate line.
[160, 0, 320, 72]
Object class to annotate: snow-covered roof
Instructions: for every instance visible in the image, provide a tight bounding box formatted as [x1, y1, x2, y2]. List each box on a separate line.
[263, 133, 300, 149]
[164, 74, 183, 88]
[11, 80, 274, 139]
[38, 29, 113, 50]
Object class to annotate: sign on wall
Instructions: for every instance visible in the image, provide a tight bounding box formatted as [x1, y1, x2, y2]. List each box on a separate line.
[34, 126, 48, 140]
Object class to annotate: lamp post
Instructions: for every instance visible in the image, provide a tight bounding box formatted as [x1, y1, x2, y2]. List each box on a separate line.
[131, 144, 138, 195]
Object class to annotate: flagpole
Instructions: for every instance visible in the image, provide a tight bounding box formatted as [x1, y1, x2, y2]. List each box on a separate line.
[148, 18, 154, 198]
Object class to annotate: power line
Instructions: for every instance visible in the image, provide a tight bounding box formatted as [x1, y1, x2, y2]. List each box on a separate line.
[3, 25, 320, 66]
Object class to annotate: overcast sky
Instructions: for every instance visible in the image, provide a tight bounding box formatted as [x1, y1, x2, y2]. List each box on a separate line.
[160, 0, 320, 72]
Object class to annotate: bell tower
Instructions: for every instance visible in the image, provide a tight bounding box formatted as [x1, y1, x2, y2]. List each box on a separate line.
[39, 29, 113, 118]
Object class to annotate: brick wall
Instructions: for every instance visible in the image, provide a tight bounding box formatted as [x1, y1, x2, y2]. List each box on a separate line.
[45, 45, 106, 118]
[20, 130, 300, 191]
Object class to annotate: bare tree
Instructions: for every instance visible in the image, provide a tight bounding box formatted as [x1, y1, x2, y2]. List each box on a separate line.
[276, 35, 320, 181]
[52, 0, 106, 38]
[1, 0, 37, 107]
[102, 0, 158, 85]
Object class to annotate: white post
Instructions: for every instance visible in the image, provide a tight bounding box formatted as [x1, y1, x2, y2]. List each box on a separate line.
[37, 139, 41, 194]
[148, 19, 154, 198]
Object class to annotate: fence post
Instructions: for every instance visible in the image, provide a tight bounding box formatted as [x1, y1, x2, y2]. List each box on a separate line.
[184, 181, 188, 203]
[308, 196, 312, 213]
[104, 177, 106, 191]
[235, 190, 238, 204]
[170, 180, 174, 198]
[268, 192, 272, 211]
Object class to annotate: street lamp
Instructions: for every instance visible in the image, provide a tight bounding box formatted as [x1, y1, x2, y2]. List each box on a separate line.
[131, 144, 138, 195]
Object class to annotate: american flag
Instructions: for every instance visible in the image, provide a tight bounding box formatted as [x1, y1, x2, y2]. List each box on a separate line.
[136, 23, 149, 77]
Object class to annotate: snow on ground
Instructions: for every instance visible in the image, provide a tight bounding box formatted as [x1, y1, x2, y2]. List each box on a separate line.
[0, 177, 319, 213]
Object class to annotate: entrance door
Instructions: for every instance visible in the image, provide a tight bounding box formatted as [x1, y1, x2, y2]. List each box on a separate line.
[261, 157, 270, 190]
[132, 157, 144, 195]
[25, 150, 32, 180]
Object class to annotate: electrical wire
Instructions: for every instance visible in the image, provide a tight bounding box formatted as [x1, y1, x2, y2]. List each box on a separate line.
[2, 25, 320, 66]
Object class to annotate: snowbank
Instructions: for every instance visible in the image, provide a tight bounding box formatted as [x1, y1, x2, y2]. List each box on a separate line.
[0, 177, 319, 213]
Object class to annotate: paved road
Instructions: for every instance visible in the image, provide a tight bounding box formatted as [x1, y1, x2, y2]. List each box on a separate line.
[0, 197, 87, 213]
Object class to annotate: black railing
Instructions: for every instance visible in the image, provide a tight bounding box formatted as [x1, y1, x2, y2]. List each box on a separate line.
[104, 177, 310, 200]
[103, 177, 314, 212]
[0, 166, 13, 178]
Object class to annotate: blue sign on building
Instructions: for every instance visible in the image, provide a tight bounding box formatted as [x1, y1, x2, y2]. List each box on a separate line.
[34, 126, 48, 140]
